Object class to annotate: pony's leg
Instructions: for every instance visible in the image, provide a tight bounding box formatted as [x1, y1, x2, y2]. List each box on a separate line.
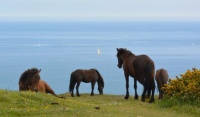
[71, 90, 74, 97]
[134, 78, 138, 99]
[160, 90, 163, 99]
[46, 87, 57, 96]
[124, 74, 129, 99]
[141, 76, 150, 102]
[91, 81, 96, 96]
[158, 90, 161, 99]
[149, 81, 155, 103]
[76, 82, 81, 97]
[141, 85, 148, 102]
[71, 82, 76, 97]
[146, 89, 151, 98]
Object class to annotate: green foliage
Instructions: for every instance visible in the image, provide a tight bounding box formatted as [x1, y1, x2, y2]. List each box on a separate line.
[162, 68, 200, 105]
[0, 90, 196, 117]
[157, 97, 200, 116]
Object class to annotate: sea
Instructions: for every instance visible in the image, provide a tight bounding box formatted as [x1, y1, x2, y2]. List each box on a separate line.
[0, 21, 200, 96]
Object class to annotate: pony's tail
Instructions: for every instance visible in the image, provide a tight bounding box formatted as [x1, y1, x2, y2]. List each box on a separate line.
[155, 70, 161, 91]
[69, 72, 75, 93]
[145, 62, 155, 90]
[95, 69, 104, 88]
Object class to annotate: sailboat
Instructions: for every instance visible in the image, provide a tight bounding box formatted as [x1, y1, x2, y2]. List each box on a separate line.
[98, 48, 101, 55]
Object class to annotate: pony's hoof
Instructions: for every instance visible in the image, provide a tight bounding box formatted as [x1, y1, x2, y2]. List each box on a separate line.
[141, 98, 145, 102]
[124, 96, 129, 99]
[146, 95, 151, 99]
[149, 99, 154, 103]
[134, 96, 138, 100]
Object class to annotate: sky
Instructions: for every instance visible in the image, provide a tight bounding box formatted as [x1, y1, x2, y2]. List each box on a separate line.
[0, 0, 200, 21]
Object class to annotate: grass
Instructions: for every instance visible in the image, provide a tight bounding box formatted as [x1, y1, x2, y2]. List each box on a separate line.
[0, 90, 199, 117]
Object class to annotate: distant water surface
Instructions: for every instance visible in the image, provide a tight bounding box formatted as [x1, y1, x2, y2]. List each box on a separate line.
[0, 21, 200, 95]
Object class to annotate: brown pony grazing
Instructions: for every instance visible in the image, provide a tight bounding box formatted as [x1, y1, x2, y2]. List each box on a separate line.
[155, 68, 169, 99]
[18, 68, 57, 96]
[19, 68, 41, 91]
[69, 68, 104, 97]
[116, 48, 155, 103]
[34, 80, 57, 96]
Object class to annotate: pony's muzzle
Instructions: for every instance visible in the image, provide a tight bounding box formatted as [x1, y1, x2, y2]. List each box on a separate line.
[117, 64, 122, 68]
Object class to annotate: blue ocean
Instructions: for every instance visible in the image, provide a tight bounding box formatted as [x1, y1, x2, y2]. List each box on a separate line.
[0, 21, 200, 95]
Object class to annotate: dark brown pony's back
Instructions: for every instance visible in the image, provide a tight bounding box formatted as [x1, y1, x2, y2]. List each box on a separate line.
[155, 68, 169, 99]
[116, 48, 155, 103]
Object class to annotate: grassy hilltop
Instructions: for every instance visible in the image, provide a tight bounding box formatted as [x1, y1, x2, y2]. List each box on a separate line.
[0, 90, 199, 117]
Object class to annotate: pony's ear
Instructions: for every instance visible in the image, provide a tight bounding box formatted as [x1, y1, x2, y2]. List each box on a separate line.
[28, 69, 30, 72]
[39, 69, 41, 73]
[117, 48, 119, 51]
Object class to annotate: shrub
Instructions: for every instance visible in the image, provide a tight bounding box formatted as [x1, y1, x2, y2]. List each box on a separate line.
[162, 68, 200, 105]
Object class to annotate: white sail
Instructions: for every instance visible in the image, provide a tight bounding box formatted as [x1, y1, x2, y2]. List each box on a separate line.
[98, 48, 101, 55]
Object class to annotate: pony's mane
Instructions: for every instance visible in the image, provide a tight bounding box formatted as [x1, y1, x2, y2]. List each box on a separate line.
[29, 68, 40, 75]
[117, 48, 133, 57]
[18, 68, 40, 84]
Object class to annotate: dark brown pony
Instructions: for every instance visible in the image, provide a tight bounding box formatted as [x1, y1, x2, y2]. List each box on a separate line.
[116, 48, 155, 103]
[69, 69, 104, 97]
[155, 68, 169, 99]
[18, 68, 57, 96]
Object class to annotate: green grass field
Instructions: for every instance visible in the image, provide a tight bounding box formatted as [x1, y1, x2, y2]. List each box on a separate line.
[0, 90, 199, 117]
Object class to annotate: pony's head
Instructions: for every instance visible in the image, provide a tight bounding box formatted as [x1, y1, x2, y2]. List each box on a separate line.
[28, 68, 41, 91]
[96, 70, 104, 95]
[98, 85, 104, 95]
[116, 48, 132, 68]
[19, 68, 41, 91]
[29, 68, 41, 83]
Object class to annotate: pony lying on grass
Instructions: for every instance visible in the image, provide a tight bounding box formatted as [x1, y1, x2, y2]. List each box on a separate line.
[18, 68, 57, 96]
[69, 68, 104, 97]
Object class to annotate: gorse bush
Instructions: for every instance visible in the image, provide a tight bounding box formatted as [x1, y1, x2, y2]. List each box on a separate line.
[162, 68, 200, 105]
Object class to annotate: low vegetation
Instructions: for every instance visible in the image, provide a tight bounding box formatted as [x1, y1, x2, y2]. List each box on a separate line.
[162, 68, 200, 104]
[157, 68, 200, 117]
[0, 68, 199, 117]
[0, 90, 199, 117]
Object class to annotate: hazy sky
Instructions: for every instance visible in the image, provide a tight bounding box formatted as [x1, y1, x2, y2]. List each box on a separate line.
[0, 0, 200, 21]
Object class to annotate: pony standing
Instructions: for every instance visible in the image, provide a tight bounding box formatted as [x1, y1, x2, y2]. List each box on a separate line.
[155, 68, 169, 99]
[69, 69, 104, 97]
[18, 68, 57, 96]
[116, 48, 155, 103]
